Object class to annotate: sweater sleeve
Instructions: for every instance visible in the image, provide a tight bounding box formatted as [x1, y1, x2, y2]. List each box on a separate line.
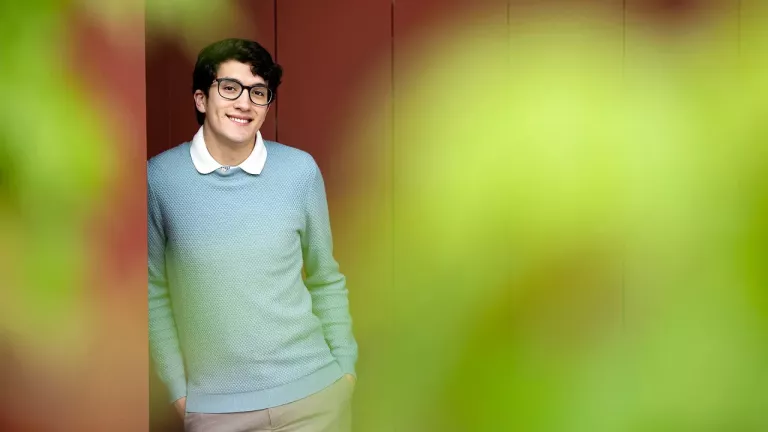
[300, 161, 359, 376]
[148, 178, 188, 402]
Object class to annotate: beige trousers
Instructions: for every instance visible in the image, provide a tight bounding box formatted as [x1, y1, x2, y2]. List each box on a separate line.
[184, 377, 353, 432]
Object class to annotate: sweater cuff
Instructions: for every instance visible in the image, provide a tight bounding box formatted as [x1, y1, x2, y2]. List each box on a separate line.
[336, 357, 357, 377]
[167, 376, 188, 404]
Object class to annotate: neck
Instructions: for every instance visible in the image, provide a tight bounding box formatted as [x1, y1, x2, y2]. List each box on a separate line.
[203, 125, 256, 166]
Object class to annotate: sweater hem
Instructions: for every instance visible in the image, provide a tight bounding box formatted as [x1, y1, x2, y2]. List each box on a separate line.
[185, 361, 343, 413]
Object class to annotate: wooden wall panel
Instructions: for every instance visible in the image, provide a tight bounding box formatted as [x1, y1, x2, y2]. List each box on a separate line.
[621, 0, 744, 429]
[391, 2, 508, 430]
[275, 0, 392, 181]
[391, 1, 627, 430]
[275, 2, 393, 431]
[622, 0, 741, 325]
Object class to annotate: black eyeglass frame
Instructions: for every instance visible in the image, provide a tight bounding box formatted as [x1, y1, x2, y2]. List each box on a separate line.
[212, 78, 274, 106]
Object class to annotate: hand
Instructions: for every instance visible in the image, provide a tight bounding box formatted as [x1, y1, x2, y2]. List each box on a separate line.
[173, 397, 186, 418]
[343, 374, 356, 385]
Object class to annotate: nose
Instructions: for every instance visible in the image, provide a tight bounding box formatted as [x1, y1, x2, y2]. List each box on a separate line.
[233, 90, 250, 110]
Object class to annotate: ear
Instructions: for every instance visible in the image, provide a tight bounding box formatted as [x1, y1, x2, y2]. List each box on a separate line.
[193, 90, 207, 114]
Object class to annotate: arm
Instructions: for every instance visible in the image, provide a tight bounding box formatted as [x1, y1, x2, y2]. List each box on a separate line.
[301, 161, 359, 377]
[148, 178, 188, 403]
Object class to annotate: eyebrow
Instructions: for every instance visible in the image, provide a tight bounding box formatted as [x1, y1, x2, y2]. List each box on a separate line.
[220, 77, 267, 88]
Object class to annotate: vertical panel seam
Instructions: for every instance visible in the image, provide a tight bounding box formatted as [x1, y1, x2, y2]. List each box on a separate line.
[622, 0, 627, 331]
[274, 0, 279, 142]
[390, 0, 396, 372]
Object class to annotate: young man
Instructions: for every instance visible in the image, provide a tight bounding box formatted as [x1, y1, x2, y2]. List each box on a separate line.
[148, 38, 357, 432]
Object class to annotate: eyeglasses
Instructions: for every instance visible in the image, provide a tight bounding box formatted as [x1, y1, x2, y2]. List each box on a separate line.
[213, 78, 274, 106]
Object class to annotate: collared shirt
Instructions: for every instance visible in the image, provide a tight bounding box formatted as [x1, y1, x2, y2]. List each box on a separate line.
[189, 126, 267, 175]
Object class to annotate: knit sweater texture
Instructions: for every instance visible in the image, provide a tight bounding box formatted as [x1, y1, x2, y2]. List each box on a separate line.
[148, 140, 357, 413]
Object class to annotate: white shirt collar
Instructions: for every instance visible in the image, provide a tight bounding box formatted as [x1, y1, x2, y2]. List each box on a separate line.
[190, 126, 267, 175]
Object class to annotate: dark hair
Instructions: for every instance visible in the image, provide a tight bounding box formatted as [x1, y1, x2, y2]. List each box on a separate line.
[192, 38, 283, 125]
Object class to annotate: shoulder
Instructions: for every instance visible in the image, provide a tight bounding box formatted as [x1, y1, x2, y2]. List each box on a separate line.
[148, 142, 191, 184]
[264, 140, 320, 177]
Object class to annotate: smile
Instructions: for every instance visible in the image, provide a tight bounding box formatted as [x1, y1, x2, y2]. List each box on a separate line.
[227, 115, 252, 125]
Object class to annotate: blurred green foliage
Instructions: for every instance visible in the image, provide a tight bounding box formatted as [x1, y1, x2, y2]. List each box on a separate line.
[0, 0, 234, 361]
[343, 8, 768, 432]
[0, 0, 113, 356]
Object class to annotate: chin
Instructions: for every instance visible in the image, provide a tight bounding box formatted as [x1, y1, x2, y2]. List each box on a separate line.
[226, 134, 256, 144]
[221, 127, 255, 143]
[227, 133, 255, 145]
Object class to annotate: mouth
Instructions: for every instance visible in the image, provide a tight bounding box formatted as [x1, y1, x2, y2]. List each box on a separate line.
[226, 114, 253, 126]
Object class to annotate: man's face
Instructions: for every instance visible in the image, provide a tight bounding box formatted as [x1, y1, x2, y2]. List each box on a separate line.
[194, 60, 270, 146]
